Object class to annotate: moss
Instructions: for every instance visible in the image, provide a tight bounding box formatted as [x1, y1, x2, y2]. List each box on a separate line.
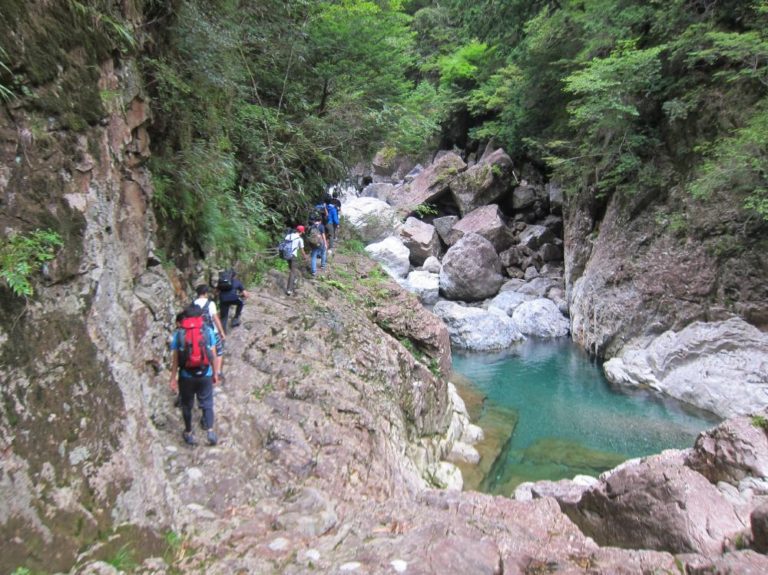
[36, 63, 104, 128]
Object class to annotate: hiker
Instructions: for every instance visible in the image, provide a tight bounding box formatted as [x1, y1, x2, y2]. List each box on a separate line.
[313, 200, 329, 227]
[284, 225, 306, 296]
[217, 269, 248, 334]
[325, 196, 339, 251]
[168, 304, 218, 446]
[194, 284, 226, 382]
[306, 213, 328, 277]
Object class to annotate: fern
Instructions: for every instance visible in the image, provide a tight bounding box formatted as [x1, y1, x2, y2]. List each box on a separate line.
[0, 230, 63, 297]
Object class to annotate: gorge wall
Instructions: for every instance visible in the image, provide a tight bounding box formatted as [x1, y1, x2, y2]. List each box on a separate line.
[0, 4, 182, 569]
[565, 183, 768, 359]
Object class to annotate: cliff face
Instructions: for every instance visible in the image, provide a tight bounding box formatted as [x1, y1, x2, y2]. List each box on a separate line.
[0, 17, 181, 572]
[564, 183, 768, 358]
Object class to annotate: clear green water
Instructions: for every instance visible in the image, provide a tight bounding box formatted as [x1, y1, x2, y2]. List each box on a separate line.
[453, 338, 721, 495]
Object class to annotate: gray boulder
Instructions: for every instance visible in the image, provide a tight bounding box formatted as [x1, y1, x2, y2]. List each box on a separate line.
[361, 182, 397, 203]
[446, 204, 513, 252]
[517, 277, 559, 298]
[519, 225, 556, 250]
[512, 299, 570, 338]
[485, 290, 535, 316]
[389, 152, 466, 213]
[449, 148, 514, 216]
[344, 196, 400, 243]
[439, 234, 504, 302]
[400, 217, 440, 266]
[433, 301, 525, 351]
[365, 236, 411, 279]
[603, 318, 768, 418]
[422, 256, 441, 274]
[433, 215, 459, 245]
[404, 270, 440, 305]
[511, 184, 538, 211]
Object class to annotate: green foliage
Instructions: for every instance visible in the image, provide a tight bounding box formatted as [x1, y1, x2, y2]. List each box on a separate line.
[438, 41, 491, 87]
[688, 102, 768, 220]
[66, 0, 137, 51]
[751, 414, 768, 430]
[145, 0, 430, 267]
[106, 543, 137, 571]
[0, 230, 63, 297]
[338, 238, 366, 255]
[413, 203, 438, 218]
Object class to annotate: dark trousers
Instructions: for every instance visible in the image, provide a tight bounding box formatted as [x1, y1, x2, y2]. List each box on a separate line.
[287, 257, 301, 292]
[219, 298, 243, 333]
[179, 374, 214, 431]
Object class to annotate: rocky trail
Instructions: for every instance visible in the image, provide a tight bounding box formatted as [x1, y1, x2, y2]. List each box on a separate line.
[72, 251, 768, 574]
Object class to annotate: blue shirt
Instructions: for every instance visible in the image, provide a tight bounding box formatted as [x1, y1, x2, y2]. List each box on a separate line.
[326, 203, 339, 225]
[170, 325, 215, 377]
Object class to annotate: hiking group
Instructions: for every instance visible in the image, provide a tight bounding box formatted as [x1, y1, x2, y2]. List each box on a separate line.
[168, 190, 341, 446]
[279, 191, 341, 296]
[168, 270, 248, 447]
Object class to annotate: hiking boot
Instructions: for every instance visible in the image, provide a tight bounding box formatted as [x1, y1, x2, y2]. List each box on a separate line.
[182, 431, 197, 446]
[231, 317, 241, 327]
[285, 289, 293, 296]
[207, 430, 218, 446]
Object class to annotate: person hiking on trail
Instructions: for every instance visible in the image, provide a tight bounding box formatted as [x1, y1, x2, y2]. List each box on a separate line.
[194, 284, 226, 383]
[284, 225, 306, 296]
[306, 213, 327, 277]
[313, 200, 329, 227]
[325, 196, 339, 251]
[217, 269, 248, 334]
[169, 305, 219, 446]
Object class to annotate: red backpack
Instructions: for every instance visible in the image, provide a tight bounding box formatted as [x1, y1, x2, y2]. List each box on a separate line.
[177, 315, 212, 374]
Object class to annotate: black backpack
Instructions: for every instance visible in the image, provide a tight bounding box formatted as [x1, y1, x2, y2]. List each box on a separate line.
[217, 269, 234, 291]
